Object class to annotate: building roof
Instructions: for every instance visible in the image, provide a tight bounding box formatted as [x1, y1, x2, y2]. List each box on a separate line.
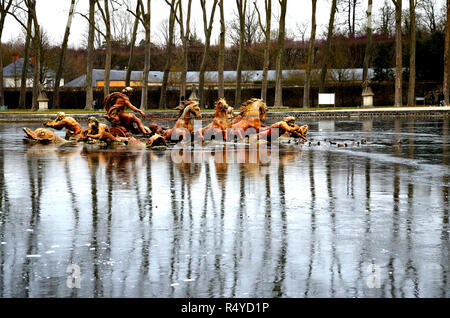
[2, 58, 57, 78]
[64, 68, 375, 88]
[64, 69, 164, 87]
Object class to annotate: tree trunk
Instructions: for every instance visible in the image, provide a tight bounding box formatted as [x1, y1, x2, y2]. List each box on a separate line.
[30, 0, 41, 111]
[255, 0, 271, 102]
[103, 0, 112, 98]
[393, 0, 402, 107]
[198, 0, 218, 108]
[303, 0, 317, 108]
[262, 0, 271, 102]
[274, 0, 287, 107]
[319, 0, 337, 93]
[218, 0, 225, 99]
[53, 0, 76, 109]
[362, 0, 373, 86]
[19, 10, 32, 109]
[85, 0, 96, 110]
[179, 0, 192, 102]
[159, 0, 176, 109]
[31, 1, 40, 111]
[140, 0, 151, 110]
[235, 0, 247, 107]
[0, 1, 13, 106]
[407, 0, 416, 106]
[126, 2, 140, 87]
[444, 0, 450, 105]
[0, 28, 4, 106]
[104, 32, 111, 97]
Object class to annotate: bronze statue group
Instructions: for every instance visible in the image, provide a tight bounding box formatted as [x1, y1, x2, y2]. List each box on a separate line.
[23, 87, 308, 148]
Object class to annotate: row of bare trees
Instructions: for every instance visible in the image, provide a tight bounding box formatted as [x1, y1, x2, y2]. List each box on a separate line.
[0, 0, 449, 109]
[92, 0, 449, 109]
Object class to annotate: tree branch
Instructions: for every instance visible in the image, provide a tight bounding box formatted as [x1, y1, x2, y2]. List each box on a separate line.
[77, 11, 106, 37]
[253, 1, 266, 34]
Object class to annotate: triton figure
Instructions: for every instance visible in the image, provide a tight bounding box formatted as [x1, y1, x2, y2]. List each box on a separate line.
[258, 116, 307, 142]
[44, 112, 83, 140]
[82, 117, 122, 143]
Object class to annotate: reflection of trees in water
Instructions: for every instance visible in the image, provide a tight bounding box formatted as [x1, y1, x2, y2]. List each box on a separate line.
[441, 118, 449, 297]
[64, 160, 81, 298]
[0, 143, 10, 297]
[272, 160, 287, 297]
[305, 150, 316, 297]
[87, 153, 102, 297]
[3, 117, 449, 297]
[19, 155, 44, 297]
[326, 151, 343, 297]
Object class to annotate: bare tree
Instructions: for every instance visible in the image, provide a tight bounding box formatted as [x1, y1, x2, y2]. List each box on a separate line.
[198, 0, 219, 108]
[138, 0, 151, 110]
[339, 0, 361, 37]
[296, 21, 308, 44]
[274, 0, 287, 107]
[254, 0, 272, 102]
[407, 0, 417, 106]
[392, 0, 402, 107]
[418, 0, 439, 33]
[125, 1, 140, 87]
[96, 0, 113, 98]
[111, 5, 135, 45]
[377, 0, 395, 35]
[228, 2, 262, 46]
[319, 0, 338, 93]
[362, 0, 373, 90]
[0, 0, 14, 106]
[52, 0, 76, 109]
[235, 0, 247, 106]
[85, 0, 95, 110]
[29, 0, 40, 111]
[444, 0, 449, 105]
[218, 0, 225, 99]
[172, 0, 192, 102]
[124, 0, 152, 109]
[10, 0, 41, 110]
[303, 0, 317, 108]
[159, 0, 176, 109]
[18, 8, 31, 109]
[9, 0, 40, 110]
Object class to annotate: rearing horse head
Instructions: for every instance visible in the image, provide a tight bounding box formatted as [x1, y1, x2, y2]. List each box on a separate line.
[240, 98, 268, 122]
[214, 98, 229, 114]
[181, 100, 202, 120]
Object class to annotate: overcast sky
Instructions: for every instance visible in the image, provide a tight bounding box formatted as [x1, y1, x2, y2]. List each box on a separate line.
[1, 0, 438, 48]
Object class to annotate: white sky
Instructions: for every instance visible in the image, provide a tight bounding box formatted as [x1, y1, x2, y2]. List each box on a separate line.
[1, 0, 438, 48]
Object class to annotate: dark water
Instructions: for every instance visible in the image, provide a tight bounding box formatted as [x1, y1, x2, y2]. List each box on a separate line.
[0, 117, 448, 298]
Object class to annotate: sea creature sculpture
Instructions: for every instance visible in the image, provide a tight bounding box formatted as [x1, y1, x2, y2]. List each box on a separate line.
[23, 128, 67, 144]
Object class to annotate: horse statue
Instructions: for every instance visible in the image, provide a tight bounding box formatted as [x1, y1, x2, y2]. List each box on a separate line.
[163, 99, 202, 142]
[229, 98, 268, 140]
[196, 98, 235, 142]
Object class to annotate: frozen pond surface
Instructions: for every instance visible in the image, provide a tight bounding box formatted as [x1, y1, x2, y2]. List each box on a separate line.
[0, 117, 448, 298]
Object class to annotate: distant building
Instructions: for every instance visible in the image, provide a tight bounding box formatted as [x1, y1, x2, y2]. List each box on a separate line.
[2, 53, 63, 89]
[63, 68, 375, 89]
